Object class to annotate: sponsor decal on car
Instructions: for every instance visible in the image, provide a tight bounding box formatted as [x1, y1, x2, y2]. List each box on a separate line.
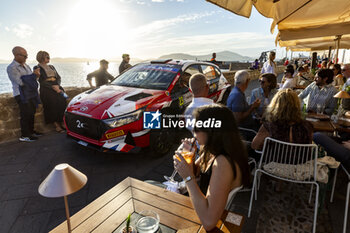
[105, 130, 125, 139]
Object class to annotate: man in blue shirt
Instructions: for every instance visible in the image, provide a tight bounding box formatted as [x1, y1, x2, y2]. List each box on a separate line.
[227, 70, 260, 130]
[7, 46, 41, 142]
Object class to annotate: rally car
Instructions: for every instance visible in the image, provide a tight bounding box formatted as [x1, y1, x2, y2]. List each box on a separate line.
[64, 59, 231, 154]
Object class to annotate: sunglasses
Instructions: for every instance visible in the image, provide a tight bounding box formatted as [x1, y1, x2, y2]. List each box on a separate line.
[342, 68, 349, 72]
[46, 56, 50, 59]
[259, 80, 266, 84]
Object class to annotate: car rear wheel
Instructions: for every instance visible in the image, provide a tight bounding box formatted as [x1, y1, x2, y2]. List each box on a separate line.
[149, 129, 174, 156]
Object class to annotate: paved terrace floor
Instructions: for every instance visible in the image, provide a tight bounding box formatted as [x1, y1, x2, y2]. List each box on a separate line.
[0, 78, 349, 233]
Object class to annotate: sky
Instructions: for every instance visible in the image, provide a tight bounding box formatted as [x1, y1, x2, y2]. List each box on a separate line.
[0, 0, 292, 61]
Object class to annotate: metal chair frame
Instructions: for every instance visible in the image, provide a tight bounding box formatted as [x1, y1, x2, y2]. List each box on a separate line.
[330, 164, 350, 233]
[248, 137, 319, 233]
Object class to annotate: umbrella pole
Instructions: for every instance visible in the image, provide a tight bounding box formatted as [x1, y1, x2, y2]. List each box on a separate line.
[328, 46, 332, 60]
[64, 196, 72, 233]
[335, 35, 341, 64]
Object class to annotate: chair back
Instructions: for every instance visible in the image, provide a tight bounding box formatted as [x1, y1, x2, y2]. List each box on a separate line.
[225, 185, 243, 210]
[258, 137, 318, 182]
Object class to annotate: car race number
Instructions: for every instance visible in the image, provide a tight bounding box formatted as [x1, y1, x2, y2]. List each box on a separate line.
[179, 96, 184, 106]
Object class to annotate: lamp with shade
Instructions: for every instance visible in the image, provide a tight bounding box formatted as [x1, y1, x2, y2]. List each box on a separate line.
[334, 90, 350, 117]
[38, 163, 87, 233]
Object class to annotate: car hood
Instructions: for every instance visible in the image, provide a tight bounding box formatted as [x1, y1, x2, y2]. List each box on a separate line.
[67, 85, 163, 119]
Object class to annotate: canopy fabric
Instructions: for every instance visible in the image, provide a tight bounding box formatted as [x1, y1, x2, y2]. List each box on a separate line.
[277, 0, 350, 41]
[205, 0, 310, 20]
[280, 35, 350, 51]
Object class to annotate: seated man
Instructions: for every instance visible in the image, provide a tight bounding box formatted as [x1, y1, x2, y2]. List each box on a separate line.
[298, 69, 337, 115]
[226, 70, 260, 130]
[184, 73, 214, 132]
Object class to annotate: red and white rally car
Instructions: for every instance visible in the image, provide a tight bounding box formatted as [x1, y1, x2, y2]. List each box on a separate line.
[64, 59, 231, 154]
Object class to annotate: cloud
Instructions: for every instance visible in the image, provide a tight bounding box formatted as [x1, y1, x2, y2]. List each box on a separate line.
[152, 0, 164, 2]
[136, 0, 146, 4]
[131, 11, 216, 38]
[12, 24, 33, 38]
[5, 27, 10, 31]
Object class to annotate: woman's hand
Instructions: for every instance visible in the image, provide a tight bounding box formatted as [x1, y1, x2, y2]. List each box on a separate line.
[181, 138, 197, 152]
[173, 152, 194, 180]
[52, 85, 62, 93]
[343, 140, 350, 150]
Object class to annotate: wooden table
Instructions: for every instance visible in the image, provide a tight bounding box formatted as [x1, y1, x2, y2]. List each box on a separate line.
[306, 114, 350, 133]
[50, 177, 243, 233]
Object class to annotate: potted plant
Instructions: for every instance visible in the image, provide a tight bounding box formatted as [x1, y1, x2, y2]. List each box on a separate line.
[121, 213, 135, 233]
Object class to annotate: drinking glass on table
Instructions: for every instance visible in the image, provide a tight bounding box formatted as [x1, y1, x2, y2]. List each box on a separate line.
[316, 104, 325, 114]
[164, 139, 196, 183]
[136, 210, 159, 233]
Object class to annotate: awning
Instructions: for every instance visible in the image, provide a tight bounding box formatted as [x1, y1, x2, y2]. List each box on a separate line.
[279, 35, 350, 51]
[205, 0, 311, 20]
[276, 0, 350, 41]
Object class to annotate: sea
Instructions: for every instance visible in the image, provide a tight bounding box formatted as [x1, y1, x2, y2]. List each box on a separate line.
[0, 62, 122, 94]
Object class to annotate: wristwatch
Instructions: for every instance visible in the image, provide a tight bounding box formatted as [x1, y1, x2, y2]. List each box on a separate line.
[184, 176, 194, 183]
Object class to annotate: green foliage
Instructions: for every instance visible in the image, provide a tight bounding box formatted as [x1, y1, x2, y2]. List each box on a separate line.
[126, 213, 131, 232]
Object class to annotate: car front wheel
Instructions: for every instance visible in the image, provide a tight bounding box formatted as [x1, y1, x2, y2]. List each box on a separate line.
[149, 129, 173, 156]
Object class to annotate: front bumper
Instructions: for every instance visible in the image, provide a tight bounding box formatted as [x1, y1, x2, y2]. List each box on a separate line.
[67, 129, 150, 153]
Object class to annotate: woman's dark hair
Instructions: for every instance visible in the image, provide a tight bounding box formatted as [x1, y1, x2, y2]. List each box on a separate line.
[333, 64, 341, 75]
[317, 68, 334, 84]
[193, 105, 250, 187]
[285, 67, 294, 76]
[286, 64, 294, 70]
[261, 73, 277, 90]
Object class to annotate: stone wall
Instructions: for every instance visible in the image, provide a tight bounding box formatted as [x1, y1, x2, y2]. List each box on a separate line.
[0, 66, 284, 143]
[0, 87, 89, 143]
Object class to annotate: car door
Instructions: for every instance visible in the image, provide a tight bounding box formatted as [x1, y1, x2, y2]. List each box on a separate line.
[200, 64, 221, 101]
[170, 64, 200, 111]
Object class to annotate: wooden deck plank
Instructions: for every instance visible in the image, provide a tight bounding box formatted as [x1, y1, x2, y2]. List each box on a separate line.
[130, 178, 193, 208]
[134, 200, 200, 230]
[50, 177, 131, 233]
[72, 187, 132, 233]
[132, 187, 200, 224]
[91, 199, 134, 233]
[176, 226, 201, 233]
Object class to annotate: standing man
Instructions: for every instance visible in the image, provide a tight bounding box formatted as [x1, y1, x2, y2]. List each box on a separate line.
[210, 53, 217, 63]
[184, 73, 214, 132]
[86, 59, 114, 88]
[119, 54, 132, 74]
[261, 51, 276, 76]
[7, 46, 41, 142]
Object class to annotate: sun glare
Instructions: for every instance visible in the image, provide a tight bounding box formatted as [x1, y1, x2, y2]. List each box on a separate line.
[64, 0, 128, 59]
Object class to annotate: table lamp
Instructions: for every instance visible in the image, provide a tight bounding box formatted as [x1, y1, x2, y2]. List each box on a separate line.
[334, 90, 350, 116]
[38, 163, 87, 233]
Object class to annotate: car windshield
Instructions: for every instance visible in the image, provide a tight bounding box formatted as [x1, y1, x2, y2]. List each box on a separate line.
[111, 64, 181, 90]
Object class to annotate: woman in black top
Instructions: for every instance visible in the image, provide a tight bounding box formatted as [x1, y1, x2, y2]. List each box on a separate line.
[36, 51, 67, 132]
[173, 105, 250, 231]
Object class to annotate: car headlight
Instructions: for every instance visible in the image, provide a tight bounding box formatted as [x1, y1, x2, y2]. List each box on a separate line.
[103, 108, 144, 128]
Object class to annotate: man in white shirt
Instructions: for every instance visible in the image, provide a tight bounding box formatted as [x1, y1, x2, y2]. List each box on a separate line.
[7, 46, 41, 142]
[184, 73, 214, 132]
[261, 51, 276, 76]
